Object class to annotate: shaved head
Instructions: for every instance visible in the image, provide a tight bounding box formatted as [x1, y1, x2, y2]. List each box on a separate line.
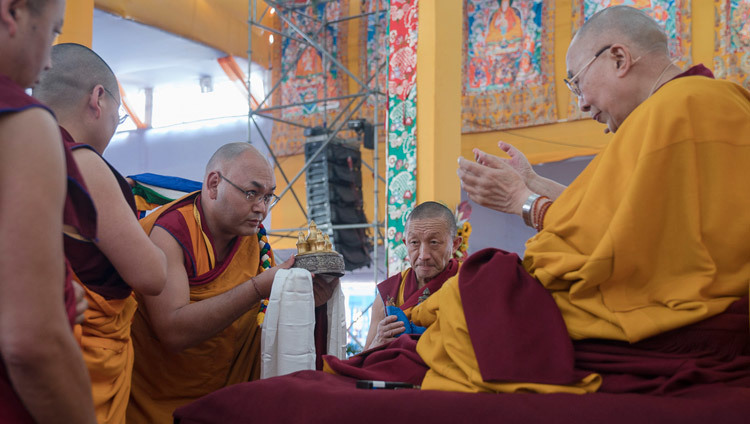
[573, 6, 668, 56]
[201, 142, 275, 239]
[566, 6, 678, 134]
[405, 201, 460, 285]
[205, 142, 269, 175]
[26, 0, 50, 14]
[33, 43, 119, 109]
[406, 201, 457, 237]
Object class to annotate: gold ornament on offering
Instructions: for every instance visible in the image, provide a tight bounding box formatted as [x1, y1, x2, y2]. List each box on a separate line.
[293, 221, 345, 278]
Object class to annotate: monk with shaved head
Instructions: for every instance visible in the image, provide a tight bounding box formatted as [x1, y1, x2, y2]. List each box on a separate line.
[34, 43, 168, 424]
[437, 5, 750, 394]
[364, 201, 461, 350]
[128, 142, 338, 423]
[0, 1, 97, 423]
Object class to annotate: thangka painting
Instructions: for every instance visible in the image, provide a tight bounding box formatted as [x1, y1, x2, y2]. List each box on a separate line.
[714, 0, 750, 89]
[386, 0, 418, 276]
[568, 0, 692, 119]
[269, 2, 349, 156]
[357, 0, 388, 144]
[462, 0, 557, 133]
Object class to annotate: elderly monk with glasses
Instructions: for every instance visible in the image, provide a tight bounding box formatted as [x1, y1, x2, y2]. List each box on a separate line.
[434, 5, 750, 395]
[128, 142, 338, 423]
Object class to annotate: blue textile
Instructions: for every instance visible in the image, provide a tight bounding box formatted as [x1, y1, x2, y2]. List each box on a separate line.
[386, 305, 426, 336]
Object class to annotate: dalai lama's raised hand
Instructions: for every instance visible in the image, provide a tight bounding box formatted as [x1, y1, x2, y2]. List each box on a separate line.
[458, 142, 567, 215]
[476, 142, 536, 185]
[457, 152, 531, 216]
[487, 142, 567, 201]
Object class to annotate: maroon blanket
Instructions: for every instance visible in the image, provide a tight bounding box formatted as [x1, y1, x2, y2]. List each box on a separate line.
[574, 296, 750, 395]
[459, 248, 588, 385]
[323, 335, 427, 386]
[174, 370, 750, 424]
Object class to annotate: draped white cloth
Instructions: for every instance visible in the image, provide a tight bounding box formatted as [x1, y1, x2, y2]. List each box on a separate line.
[261, 268, 346, 379]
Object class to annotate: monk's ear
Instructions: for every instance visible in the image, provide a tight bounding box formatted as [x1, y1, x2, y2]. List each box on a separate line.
[88, 85, 105, 119]
[205, 171, 220, 199]
[1, 0, 24, 35]
[609, 44, 636, 78]
[451, 235, 462, 253]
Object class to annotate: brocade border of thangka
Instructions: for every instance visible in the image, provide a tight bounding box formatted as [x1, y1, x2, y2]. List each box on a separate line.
[385, 0, 418, 276]
[461, 0, 557, 133]
[567, 0, 692, 120]
[713, 0, 750, 90]
[269, 2, 349, 157]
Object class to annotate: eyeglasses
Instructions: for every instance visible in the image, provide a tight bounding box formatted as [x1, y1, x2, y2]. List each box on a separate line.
[219, 173, 280, 208]
[102, 87, 129, 125]
[563, 45, 611, 98]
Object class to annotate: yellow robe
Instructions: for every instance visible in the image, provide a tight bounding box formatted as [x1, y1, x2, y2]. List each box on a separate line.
[524, 76, 750, 342]
[127, 193, 273, 423]
[73, 282, 136, 424]
[412, 275, 601, 394]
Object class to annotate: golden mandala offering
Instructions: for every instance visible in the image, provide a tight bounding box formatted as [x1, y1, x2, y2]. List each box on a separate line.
[293, 221, 345, 278]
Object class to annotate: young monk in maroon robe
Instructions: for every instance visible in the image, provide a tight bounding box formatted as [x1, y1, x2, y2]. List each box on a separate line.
[34, 42, 167, 424]
[0, 0, 96, 423]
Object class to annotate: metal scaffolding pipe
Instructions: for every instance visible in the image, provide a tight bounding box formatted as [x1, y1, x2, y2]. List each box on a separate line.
[248, 15, 330, 110]
[252, 113, 311, 129]
[248, 0, 389, 286]
[254, 92, 367, 114]
[325, 9, 387, 26]
[273, 92, 369, 204]
[360, 159, 387, 184]
[250, 117, 308, 219]
[253, 22, 314, 47]
[267, 222, 382, 234]
[270, 63, 383, 206]
[268, 0, 370, 90]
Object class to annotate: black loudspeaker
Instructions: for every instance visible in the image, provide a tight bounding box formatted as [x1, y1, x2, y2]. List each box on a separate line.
[304, 136, 371, 270]
[347, 119, 375, 150]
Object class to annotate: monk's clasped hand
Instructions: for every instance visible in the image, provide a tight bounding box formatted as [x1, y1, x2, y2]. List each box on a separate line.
[374, 314, 405, 346]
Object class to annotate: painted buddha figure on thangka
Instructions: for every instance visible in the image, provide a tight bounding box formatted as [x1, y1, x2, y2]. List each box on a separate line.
[486, 0, 524, 86]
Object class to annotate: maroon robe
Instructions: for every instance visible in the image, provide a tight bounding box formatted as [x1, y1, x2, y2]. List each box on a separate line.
[377, 258, 459, 312]
[321, 259, 459, 376]
[0, 73, 97, 423]
[62, 128, 135, 299]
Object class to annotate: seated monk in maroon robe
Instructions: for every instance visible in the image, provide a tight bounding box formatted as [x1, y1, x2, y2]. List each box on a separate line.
[361, 201, 462, 351]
